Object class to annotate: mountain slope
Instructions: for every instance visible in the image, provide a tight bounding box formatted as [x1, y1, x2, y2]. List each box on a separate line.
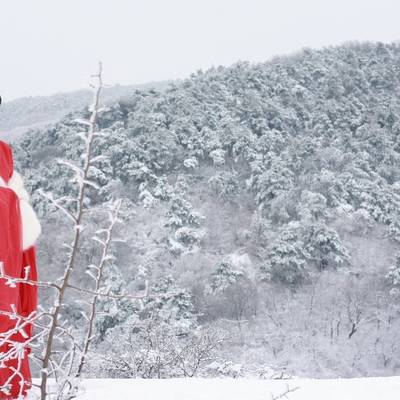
[13, 41, 400, 378]
[0, 81, 170, 141]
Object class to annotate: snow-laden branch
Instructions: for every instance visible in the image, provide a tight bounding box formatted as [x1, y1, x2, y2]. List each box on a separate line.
[37, 188, 77, 224]
[38, 61, 107, 400]
[0, 262, 62, 291]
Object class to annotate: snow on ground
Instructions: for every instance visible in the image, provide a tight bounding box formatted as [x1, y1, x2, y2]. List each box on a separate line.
[28, 376, 400, 400]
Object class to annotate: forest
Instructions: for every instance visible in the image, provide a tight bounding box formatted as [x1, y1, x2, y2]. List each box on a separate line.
[11, 41, 400, 379]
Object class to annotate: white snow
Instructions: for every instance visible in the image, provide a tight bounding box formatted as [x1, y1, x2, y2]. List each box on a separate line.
[28, 376, 400, 400]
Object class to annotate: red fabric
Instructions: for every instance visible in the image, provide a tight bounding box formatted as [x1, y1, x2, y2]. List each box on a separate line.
[0, 141, 37, 399]
[0, 142, 13, 183]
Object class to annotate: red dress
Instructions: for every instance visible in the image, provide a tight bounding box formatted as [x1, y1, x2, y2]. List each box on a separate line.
[0, 141, 38, 399]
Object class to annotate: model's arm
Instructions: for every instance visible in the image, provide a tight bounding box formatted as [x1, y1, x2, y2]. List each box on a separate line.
[0, 189, 24, 333]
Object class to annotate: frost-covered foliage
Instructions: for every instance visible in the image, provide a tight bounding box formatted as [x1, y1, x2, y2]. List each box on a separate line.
[260, 223, 310, 286]
[94, 263, 139, 341]
[260, 222, 350, 286]
[208, 259, 245, 293]
[143, 274, 198, 336]
[87, 323, 224, 378]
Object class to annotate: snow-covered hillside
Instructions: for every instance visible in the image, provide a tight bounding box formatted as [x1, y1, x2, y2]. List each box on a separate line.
[0, 81, 170, 141]
[17, 42, 400, 381]
[28, 377, 400, 400]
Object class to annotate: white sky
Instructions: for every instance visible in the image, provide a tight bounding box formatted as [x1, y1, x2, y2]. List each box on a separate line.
[1, 0, 400, 101]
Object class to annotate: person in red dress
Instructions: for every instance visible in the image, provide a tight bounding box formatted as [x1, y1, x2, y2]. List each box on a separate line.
[0, 141, 41, 399]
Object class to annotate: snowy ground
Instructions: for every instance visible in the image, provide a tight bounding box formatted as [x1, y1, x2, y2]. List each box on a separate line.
[28, 376, 400, 400]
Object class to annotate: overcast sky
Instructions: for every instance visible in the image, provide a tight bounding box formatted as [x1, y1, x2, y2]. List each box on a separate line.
[1, 0, 400, 101]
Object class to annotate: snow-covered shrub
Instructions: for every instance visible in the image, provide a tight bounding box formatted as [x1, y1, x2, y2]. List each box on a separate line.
[209, 149, 226, 165]
[152, 176, 174, 200]
[208, 171, 239, 199]
[183, 157, 199, 169]
[168, 238, 186, 256]
[175, 227, 205, 246]
[166, 196, 205, 228]
[205, 360, 244, 378]
[87, 324, 224, 378]
[138, 188, 158, 208]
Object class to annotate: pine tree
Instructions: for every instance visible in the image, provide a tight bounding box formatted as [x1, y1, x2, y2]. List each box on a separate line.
[305, 223, 351, 271]
[142, 274, 197, 336]
[208, 259, 245, 292]
[260, 222, 310, 286]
